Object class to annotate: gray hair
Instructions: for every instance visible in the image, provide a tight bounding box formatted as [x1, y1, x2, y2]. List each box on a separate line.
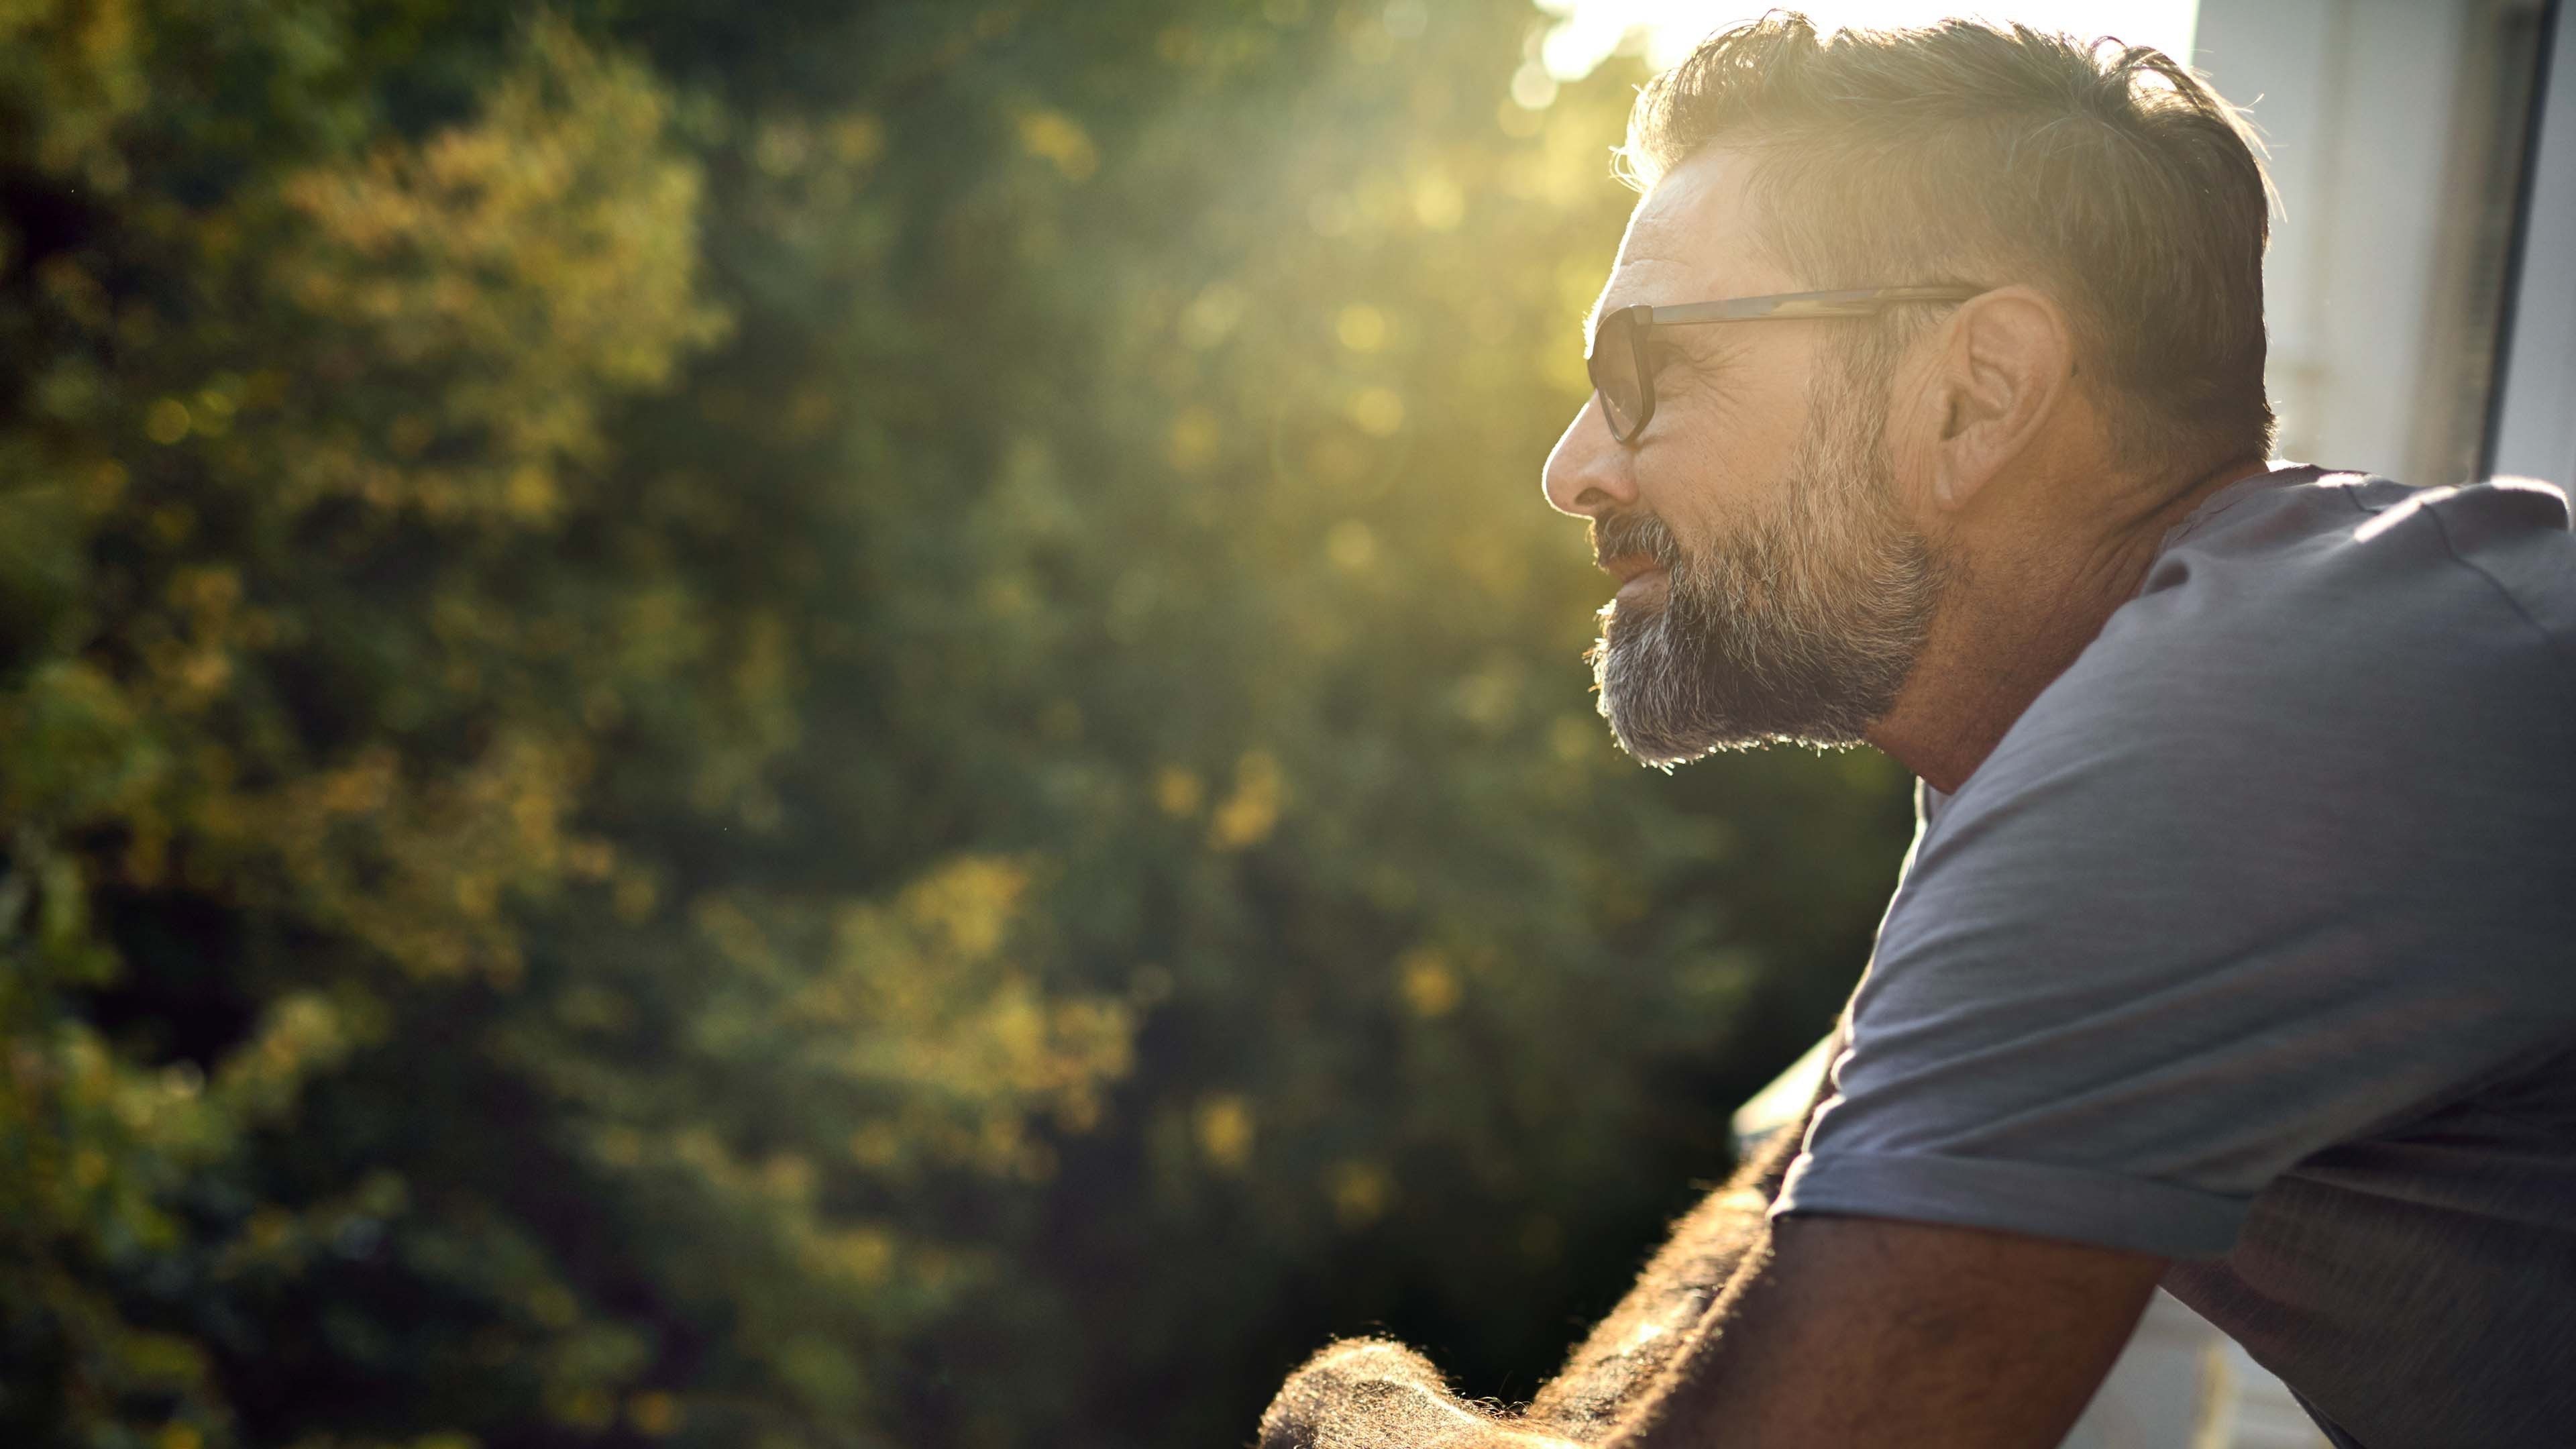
[1621, 13, 2276, 468]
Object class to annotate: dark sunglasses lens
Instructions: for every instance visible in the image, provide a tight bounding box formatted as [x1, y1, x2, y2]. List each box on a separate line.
[1587, 311, 1644, 439]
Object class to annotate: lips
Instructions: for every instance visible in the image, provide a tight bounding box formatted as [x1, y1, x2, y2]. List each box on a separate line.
[1599, 552, 1660, 586]
[1589, 509, 1679, 590]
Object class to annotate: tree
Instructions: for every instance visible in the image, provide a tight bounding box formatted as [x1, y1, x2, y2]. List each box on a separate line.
[0, 3, 1914, 1446]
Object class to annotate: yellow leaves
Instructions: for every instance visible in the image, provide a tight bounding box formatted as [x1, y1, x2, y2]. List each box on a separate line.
[79, 460, 127, 514]
[610, 868, 661, 924]
[1207, 749, 1283, 850]
[895, 853, 1028, 960]
[1327, 1159, 1393, 1226]
[1016, 109, 1098, 181]
[1152, 765, 1204, 818]
[828, 114, 885, 166]
[1396, 946, 1462, 1019]
[312, 749, 396, 817]
[1165, 407, 1222, 472]
[229, 731, 600, 983]
[215, 992, 370, 1123]
[1193, 1093, 1254, 1171]
[0, 0, 146, 176]
[118, 564, 275, 716]
[804, 1226, 894, 1287]
[186, 386, 233, 438]
[504, 464, 557, 521]
[266, 17, 727, 527]
[693, 855, 1134, 1189]
[165, 566, 240, 617]
[627, 1390, 682, 1436]
[761, 1152, 815, 1201]
[847, 1122, 900, 1168]
[3, 987, 382, 1291]
[0, 660, 165, 829]
[143, 398, 189, 445]
[36, 255, 110, 327]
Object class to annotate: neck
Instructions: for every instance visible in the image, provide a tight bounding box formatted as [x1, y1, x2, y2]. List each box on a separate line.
[1868, 453, 2271, 793]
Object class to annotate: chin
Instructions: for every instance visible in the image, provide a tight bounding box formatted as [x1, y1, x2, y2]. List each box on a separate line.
[1591, 616, 1886, 766]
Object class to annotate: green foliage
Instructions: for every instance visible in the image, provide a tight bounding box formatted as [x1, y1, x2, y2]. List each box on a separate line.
[0, 3, 1915, 1448]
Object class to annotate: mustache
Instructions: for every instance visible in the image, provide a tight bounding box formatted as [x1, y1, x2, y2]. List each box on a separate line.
[1591, 508, 1683, 572]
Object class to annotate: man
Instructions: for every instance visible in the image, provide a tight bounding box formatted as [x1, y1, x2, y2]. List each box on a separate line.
[1259, 15, 2576, 1449]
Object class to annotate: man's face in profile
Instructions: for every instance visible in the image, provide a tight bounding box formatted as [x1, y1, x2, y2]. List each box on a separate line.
[1542, 148, 1953, 766]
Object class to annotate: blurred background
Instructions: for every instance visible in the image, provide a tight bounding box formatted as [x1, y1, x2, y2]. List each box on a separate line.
[1, 3, 2563, 1449]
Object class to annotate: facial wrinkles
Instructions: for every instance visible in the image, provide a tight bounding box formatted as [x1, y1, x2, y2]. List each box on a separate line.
[1589, 335, 1951, 764]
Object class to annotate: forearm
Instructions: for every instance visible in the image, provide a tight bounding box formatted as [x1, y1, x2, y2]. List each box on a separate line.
[1607, 1215, 2163, 1449]
[1260, 1073, 2159, 1449]
[1520, 1120, 1799, 1436]
[1260, 1122, 1804, 1449]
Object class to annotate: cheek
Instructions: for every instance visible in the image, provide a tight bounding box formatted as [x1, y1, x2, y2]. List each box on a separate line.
[1635, 368, 1812, 540]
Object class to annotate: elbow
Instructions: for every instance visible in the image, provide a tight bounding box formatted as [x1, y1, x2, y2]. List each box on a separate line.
[1258, 1337, 1451, 1449]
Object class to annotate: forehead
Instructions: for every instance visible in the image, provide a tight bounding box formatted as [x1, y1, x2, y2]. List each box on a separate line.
[1596, 147, 1792, 319]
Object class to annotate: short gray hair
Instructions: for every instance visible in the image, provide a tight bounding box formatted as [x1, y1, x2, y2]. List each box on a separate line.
[1621, 13, 2276, 468]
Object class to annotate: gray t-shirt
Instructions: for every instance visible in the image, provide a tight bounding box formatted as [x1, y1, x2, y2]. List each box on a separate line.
[1771, 467, 2576, 1449]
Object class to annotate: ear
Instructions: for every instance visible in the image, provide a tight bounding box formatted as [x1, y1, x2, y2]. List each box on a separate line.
[1923, 286, 2073, 512]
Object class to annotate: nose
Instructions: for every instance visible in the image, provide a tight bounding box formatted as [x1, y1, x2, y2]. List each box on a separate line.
[1541, 392, 1639, 520]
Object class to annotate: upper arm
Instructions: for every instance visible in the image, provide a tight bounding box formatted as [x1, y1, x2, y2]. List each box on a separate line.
[1623, 1214, 2163, 1449]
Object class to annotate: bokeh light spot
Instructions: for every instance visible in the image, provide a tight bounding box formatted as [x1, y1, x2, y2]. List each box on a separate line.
[1153, 766, 1205, 818]
[1208, 751, 1283, 849]
[1166, 407, 1222, 472]
[1329, 1159, 1395, 1226]
[145, 398, 190, 444]
[1016, 109, 1099, 181]
[1326, 520, 1379, 572]
[1411, 170, 1466, 230]
[1348, 386, 1405, 436]
[1509, 61, 1559, 110]
[1399, 947, 1462, 1018]
[1336, 303, 1388, 352]
[628, 1392, 682, 1437]
[1194, 1095, 1256, 1171]
[1181, 283, 1246, 349]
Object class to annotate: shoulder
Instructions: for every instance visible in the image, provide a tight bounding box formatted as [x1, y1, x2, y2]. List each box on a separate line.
[1919, 468, 2576, 959]
[2110, 470, 2576, 715]
[1985, 471, 2576, 799]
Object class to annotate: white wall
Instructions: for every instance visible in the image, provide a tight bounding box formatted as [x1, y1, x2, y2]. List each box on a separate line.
[2195, 0, 2473, 480]
[2489, 3, 2576, 490]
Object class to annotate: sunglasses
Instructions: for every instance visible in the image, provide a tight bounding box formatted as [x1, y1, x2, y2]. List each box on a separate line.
[1585, 286, 1984, 444]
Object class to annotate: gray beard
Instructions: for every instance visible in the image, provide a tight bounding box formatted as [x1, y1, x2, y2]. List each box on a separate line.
[1589, 369, 1952, 767]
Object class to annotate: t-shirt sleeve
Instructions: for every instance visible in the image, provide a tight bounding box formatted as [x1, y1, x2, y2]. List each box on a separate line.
[1772, 494, 2576, 1258]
